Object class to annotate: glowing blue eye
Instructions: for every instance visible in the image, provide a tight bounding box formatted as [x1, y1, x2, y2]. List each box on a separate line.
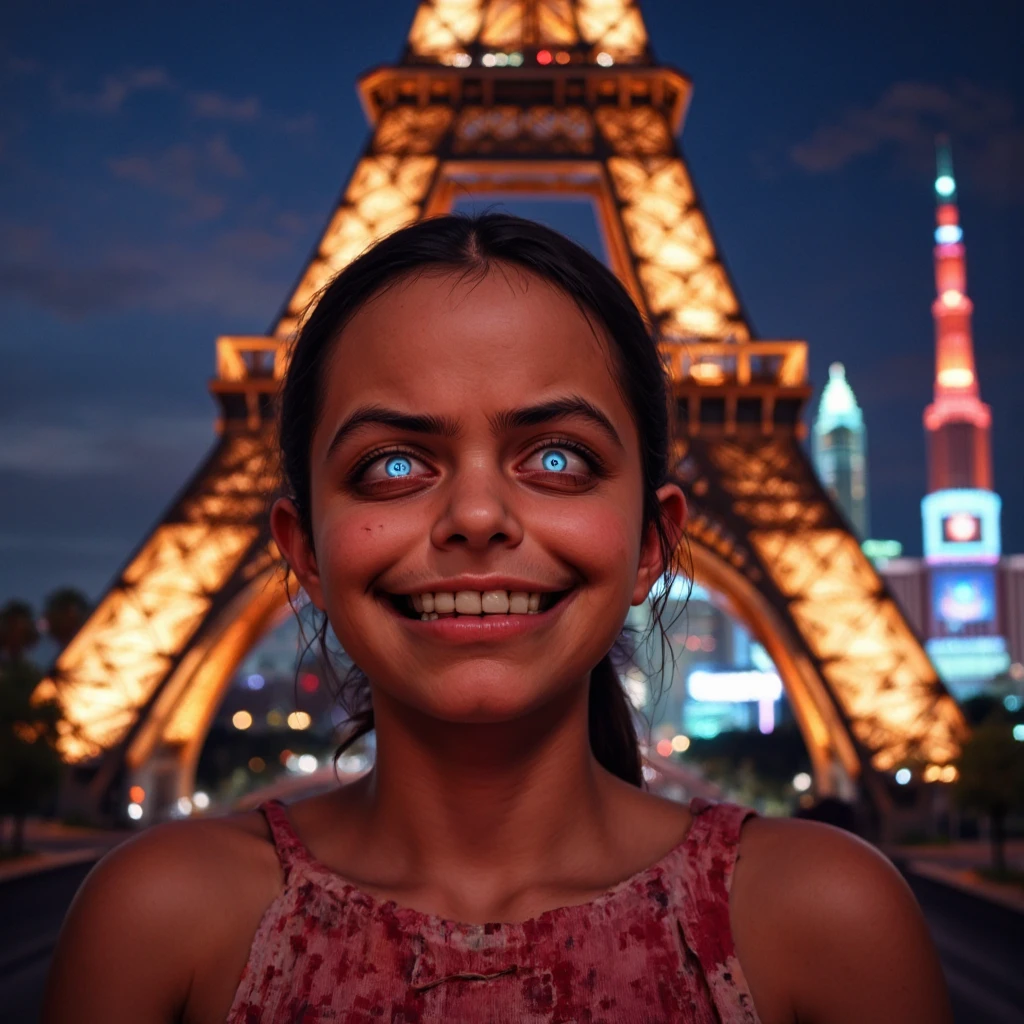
[542, 450, 568, 472]
[384, 456, 412, 477]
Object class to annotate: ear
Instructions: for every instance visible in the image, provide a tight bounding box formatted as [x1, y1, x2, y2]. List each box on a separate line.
[631, 482, 687, 606]
[270, 497, 326, 610]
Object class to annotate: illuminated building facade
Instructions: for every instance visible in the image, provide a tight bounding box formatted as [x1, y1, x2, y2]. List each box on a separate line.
[623, 578, 798, 743]
[880, 140, 1018, 696]
[812, 362, 869, 538]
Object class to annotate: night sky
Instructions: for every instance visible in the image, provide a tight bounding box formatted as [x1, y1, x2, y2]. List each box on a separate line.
[1, 0, 1022, 610]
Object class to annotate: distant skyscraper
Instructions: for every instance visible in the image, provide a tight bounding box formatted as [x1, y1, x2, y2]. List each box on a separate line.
[812, 362, 869, 538]
[924, 140, 993, 493]
[919, 138, 1008, 689]
[877, 138, 1021, 696]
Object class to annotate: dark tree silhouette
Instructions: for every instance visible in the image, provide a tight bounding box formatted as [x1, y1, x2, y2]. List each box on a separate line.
[0, 601, 39, 663]
[0, 604, 63, 856]
[954, 716, 1024, 875]
[42, 588, 90, 650]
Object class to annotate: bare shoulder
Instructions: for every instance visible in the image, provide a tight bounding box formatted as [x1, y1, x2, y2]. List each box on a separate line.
[42, 811, 281, 1024]
[730, 815, 953, 1024]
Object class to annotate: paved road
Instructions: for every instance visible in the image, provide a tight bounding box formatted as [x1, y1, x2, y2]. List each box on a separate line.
[2, 859, 1021, 1023]
[900, 866, 1024, 1024]
[0, 860, 93, 1024]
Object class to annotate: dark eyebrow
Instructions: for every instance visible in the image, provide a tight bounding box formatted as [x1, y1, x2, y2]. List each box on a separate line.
[326, 394, 624, 458]
[490, 396, 624, 451]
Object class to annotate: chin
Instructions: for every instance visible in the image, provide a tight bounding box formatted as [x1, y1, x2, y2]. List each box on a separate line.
[387, 667, 571, 727]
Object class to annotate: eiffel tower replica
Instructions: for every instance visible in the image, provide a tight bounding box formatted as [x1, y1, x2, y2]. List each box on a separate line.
[37, 0, 967, 824]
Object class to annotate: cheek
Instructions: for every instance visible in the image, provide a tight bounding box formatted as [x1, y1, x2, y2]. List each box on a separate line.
[540, 500, 638, 587]
[313, 504, 419, 597]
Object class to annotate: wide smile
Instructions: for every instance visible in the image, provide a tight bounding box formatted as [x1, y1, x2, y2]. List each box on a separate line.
[378, 588, 578, 643]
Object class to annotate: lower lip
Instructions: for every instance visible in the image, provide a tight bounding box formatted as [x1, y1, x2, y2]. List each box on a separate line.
[382, 591, 577, 643]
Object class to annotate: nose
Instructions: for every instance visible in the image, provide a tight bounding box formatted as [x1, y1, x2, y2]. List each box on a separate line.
[430, 454, 524, 552]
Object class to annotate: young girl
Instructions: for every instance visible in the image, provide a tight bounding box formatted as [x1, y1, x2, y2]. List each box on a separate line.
[43, 214, 952, 1023]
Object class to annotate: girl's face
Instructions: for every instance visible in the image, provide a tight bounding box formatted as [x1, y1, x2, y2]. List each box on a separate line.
[273, 266, 685, 727]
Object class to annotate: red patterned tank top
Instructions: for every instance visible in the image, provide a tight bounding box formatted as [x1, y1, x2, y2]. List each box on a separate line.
[226, 796, 762, 1023]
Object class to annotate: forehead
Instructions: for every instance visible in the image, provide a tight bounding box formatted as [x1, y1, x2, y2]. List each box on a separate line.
[319, 266, 627, 427]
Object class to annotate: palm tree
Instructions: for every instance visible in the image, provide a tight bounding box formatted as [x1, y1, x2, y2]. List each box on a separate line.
[42, 588, 90, 650]
[0, 601, 39, 663]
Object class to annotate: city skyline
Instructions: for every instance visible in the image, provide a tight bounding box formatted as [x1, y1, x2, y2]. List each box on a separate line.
[1, 0, 1022, 607]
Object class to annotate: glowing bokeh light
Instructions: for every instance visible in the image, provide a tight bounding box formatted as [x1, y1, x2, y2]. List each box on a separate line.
[287, 710, 312, 730]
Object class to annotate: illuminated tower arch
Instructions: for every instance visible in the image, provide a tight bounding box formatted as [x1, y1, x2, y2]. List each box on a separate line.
[35, 0, 966, 823]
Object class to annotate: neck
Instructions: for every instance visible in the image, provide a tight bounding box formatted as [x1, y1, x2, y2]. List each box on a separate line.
[356, 682, 616, 879]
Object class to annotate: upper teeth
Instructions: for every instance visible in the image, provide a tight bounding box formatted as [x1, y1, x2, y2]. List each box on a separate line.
[410, 590, 543, 616]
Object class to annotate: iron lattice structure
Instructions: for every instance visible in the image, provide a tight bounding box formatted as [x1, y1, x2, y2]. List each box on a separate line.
[35, 0, 966, 817]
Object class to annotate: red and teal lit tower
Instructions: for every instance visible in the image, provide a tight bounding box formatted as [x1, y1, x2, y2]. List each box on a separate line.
[924, 139, 992, 492]
[921, 137, 1008, 690]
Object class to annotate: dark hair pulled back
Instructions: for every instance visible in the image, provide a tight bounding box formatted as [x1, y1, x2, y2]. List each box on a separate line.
[278, 213, 687, 787]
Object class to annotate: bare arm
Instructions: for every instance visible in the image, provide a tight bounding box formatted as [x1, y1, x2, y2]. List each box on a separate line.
[734, 816, 953, 1024]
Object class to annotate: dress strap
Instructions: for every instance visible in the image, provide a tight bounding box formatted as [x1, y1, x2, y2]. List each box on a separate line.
[258, 799, 314, 881]
[676, 797, 761, 1022]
